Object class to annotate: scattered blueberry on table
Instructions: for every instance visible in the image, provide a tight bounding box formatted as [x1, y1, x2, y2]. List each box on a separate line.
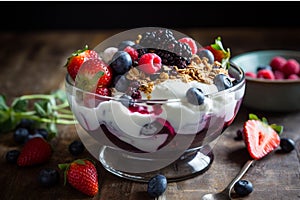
[147, 174, 168, 198]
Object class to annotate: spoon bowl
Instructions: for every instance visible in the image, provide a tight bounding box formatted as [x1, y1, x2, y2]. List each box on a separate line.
[201, 160, 255, 200]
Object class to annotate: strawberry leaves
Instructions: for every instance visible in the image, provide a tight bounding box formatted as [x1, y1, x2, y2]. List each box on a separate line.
[205, 36, 231, 69]
[248, 113, 283, 134]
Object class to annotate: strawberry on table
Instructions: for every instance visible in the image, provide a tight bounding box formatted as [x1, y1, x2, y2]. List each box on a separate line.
[64, 45, 99, 80]
[17, 137, 52, 166]
[242, 114, 283, 160]
[59, 159, 99, 197]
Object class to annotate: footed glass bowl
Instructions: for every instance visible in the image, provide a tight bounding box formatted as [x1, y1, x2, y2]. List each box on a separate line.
[65, 63, 245, 182]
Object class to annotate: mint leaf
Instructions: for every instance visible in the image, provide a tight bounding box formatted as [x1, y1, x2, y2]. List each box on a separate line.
[12, 98, 28, 112]
[0, 95, 8, 111]
[52, 90, 67, 102]
[34, 101, 48, 117]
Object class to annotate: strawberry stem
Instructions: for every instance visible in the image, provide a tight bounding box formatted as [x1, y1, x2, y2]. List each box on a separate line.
[248, 113, 284, 135]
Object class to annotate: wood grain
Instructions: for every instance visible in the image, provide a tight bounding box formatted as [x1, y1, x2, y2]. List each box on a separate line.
[0, 28, 300, 200]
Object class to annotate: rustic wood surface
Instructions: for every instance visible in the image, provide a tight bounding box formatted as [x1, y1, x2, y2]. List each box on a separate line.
[0, 28, 300, 200]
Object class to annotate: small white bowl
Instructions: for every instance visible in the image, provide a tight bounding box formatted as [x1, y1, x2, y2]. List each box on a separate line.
[231, 50, 300, 112]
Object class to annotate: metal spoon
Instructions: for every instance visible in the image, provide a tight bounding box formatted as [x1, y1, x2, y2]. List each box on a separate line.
[201, 160, 255, 200]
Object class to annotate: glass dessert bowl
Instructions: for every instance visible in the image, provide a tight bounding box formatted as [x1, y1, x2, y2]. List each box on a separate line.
[64, 27, 246, 182]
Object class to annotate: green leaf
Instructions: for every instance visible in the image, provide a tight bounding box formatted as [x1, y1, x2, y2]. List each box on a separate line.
[261, 117, 268, 125]
[0, 95, 9, 111]
[58, 163, 70, 186]
[270, 124, 284, 135]
[52, 89, 67, 102]
[47, 122, 57, 139]
[74, 159, 86, 165]
[11, 98, 28, 112]
[34, 101, 47, 117]
[249, 113, 259, 120]
[0, 114, 17, 134]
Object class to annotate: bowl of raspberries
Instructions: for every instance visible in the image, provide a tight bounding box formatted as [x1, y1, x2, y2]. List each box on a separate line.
[231, 50, 300, 112]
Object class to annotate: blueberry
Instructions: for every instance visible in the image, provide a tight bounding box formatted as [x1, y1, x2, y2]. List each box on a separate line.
[68, 140, 85, 156]
[113, 75, 130, 92]
[34, 128, 49, 140]
[119, 94, 134, 107]
[213, 74, 233, 91]
[16, 118, 35, 131]
[234, 129, 244, 141]
[147, 174, 167, 198]
[256, 64, 272, 72]
[186, 88, 205, 105]
[38, 168, 60, 187]
[5, 150, 20, 164]
[13, 127, 30, 144]
[118, 40, 135, 50]
[280, 138, 295, 153]
[26, 133, 44, 143]
[110, 51, 132, 75]
[197, 49, 214, 64]
[234, 179, 253, 197]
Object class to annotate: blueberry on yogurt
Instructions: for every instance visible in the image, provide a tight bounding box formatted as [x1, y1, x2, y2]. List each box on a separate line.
[186, 87, 205, 105]
[197, 49, 214, 64]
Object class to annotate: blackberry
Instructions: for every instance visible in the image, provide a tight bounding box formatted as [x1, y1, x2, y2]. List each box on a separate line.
[138, 29, 192, 64]
[149, 49, 189, 69]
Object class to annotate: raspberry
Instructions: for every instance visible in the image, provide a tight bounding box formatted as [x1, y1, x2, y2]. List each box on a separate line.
[124, 46, 139, 61]
[138, 53, 162, 74]
[257, 69, 275, 80]
[281, 59, 300, 76]
[178, 37, 197, 54]
[287, 74, 299, 80]
[270, 56, 287, 71]
[245, 72, 256, 78]
[274, 70, 285, 80]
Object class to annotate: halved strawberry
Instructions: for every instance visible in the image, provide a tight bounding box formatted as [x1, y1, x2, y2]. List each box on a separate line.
[75, 59, 112, 92]
[64, 45, 99, 80]
[243, 115, 282, 160]
[203, 37, 230, 68]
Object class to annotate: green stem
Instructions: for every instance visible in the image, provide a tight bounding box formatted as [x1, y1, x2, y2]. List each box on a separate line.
[58, 109, 73, 114]
[20, 94, 53, 101]
[53, 101, 70, 110]
[56, 113, 76, 119]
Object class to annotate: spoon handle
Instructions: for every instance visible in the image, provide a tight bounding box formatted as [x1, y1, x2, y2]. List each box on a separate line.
[226, 159, 255, 190]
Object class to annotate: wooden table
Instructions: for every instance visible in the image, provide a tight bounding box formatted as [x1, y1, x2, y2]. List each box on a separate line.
[0, 28, 300, 200]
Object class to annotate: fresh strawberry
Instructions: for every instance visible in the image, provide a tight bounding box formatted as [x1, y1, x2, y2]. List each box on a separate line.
[75, 58, 112, 92]
[17, 137, 52, 166]
[178, 37, 197, 54]
[96, 87, 111, 96]
[59, 159, 99, 197]
[242, 114, 282, 160]
[203, 37, 230, 68]
[64, 45, 99, 80]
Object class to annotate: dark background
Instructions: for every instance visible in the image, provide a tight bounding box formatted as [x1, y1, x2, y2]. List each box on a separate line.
[1, 1, 300, 31]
